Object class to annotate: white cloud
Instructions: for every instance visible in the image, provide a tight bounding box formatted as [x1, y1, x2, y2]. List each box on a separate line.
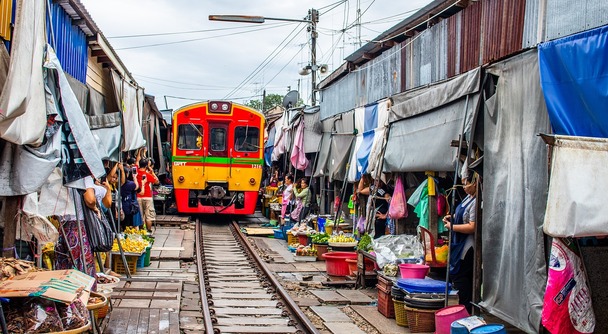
[80, 0, 432, 110]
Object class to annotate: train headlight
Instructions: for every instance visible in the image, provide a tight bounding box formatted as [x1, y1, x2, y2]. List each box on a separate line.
[249, 178, 256, 185]
[221, 103, 229, 111]
[178, 176, 185, 183]
[210, 103, 218, 110]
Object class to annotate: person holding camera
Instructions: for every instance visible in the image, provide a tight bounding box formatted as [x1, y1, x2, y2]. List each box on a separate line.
[136, 156, 159, 233]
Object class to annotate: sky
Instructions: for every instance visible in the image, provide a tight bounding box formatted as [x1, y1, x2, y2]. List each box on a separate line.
[80, 0, 433, 111]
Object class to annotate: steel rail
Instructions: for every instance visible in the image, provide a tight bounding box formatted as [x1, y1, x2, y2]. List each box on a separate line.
[230, 221, 320, 334]
[195, 220, 215, 334]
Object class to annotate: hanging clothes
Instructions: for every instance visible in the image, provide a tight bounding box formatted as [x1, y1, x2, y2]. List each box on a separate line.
[290, 120, 309, 170]
[409, 179, 447, 234]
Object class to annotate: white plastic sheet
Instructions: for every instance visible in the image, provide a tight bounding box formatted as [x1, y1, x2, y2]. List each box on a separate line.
[543, 135, 608, 237]
[0, 0, 46, 145]
[112, 71, 145, 151]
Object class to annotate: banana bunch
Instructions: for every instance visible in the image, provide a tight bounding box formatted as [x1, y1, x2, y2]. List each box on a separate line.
[328, 235, 356, 243]
[112, 238, 149, 253]
[124, 226, 148, 236]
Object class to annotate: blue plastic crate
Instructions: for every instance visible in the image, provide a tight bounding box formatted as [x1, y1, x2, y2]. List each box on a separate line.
[273, 229, 285, 239]
[136, 253, 145, 268]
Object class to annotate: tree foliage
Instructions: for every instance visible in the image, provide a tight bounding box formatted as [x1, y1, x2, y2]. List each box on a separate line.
[245, 94, 284, 112]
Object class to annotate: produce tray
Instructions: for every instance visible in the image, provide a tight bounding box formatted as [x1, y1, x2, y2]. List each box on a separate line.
[87, 292, 108, 310]
[328, 241, 357, 247]
[294, 255, 317, 262]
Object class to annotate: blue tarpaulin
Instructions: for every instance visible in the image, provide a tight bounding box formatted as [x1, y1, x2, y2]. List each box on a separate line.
[538, 25, 608, 137]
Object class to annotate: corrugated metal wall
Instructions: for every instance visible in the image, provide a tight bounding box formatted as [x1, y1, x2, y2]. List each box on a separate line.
[320, 44, 401, 120]
[545, 0, 608, 41]
[481, 0, 526, 64]
[460, 1, 482, 74]
[47, 2, 88, 83]
[0, 0, 13, 41]
[402, 19, 449, 91]
[522, 0, 540, 48]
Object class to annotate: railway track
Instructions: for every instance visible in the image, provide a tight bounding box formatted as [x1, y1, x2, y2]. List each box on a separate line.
[195, 218, 319, 334]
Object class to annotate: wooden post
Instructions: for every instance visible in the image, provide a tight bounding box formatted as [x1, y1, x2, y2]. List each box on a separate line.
[426, 172, 438, 241]
[2, 196, 19, 258]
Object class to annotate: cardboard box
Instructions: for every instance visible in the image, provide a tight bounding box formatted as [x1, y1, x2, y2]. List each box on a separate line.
[0, 269, 94, 304]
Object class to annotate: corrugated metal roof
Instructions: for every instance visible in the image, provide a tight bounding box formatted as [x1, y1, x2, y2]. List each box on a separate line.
[545, 0, 608, 41]
[402, 19, 449, 91]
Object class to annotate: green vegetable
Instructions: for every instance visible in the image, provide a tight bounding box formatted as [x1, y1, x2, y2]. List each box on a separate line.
[312, 233, 330, 244]
[357, 234, 373, 251]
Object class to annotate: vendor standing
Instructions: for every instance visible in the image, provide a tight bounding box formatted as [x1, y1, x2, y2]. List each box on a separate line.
[293, 178, 311, 224]
[442, 172, 478, 314]
[281, 174, 294, 224]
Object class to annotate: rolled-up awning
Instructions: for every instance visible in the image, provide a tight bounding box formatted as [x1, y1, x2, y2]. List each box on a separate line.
[384, 68, 481, 173]
[384, 94, 479, 172]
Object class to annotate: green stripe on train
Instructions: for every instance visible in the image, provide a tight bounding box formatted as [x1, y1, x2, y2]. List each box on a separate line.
[172, 156, 263, 164]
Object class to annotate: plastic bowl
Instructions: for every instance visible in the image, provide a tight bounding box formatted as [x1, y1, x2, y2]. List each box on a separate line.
[398, 263, 430, 279]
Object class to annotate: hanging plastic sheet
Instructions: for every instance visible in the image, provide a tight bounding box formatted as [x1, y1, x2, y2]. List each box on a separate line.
[543, 135, 608, 237]
[112, 71, 146, 151]
[0, 0, 46, 145]
[302, 106, 322, 153]
[347, 100, 389, 181]
[538, 25, 608, 137]
[479, 50, 550, 333]
[45, 47, 105, 182]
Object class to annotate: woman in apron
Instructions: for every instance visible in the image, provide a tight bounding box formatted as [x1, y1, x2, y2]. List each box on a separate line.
[442, 172, 478, 313]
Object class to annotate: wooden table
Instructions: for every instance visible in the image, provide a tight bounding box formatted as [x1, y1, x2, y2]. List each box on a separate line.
[355, 250, 378, 289]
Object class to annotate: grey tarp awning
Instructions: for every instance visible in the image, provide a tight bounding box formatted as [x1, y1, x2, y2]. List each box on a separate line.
[383, 67, 481, 173]
[479, 50, 549, 333]
[390, 67, 481, 122]
[303, 106, 323, 153]
[314, 110, 355, 179]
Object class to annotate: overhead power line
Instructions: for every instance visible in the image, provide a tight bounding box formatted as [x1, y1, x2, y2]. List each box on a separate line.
[108, 22, 287, 39]
[116, 22, 293, 50]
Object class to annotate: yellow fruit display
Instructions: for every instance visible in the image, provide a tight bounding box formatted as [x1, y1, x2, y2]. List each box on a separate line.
[328, 235, 356, 243]
[124, 226, 148, 236]
[111, 237, 149, 253]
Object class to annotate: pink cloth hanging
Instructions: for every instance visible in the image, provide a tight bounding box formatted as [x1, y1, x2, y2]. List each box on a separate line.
[290, 121, 309, 170]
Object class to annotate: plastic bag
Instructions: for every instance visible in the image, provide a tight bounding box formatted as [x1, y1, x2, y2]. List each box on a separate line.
[5, 298, 65, 333]
[541, 238, 595, 334]
[371, 234, 424, 268]
[82, 202, 114, 252]
[388, 175, 407, 219]
[57, 299, 88, 330]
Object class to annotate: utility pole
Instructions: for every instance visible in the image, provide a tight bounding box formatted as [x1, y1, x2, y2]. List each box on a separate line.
[310, 8, 319, 106]
[261, 89, 266, 113]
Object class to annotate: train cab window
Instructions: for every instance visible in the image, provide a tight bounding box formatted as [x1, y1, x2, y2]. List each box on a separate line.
[177, 124, 203, 150]
[234, 126, 260, 152]
[210, 128, 227, 152]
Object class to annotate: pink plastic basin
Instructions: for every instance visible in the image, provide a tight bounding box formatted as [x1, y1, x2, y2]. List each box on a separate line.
[435, 305, 469, 334]
[322, 252, 357, 276]
[398, 263, 430, 279]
